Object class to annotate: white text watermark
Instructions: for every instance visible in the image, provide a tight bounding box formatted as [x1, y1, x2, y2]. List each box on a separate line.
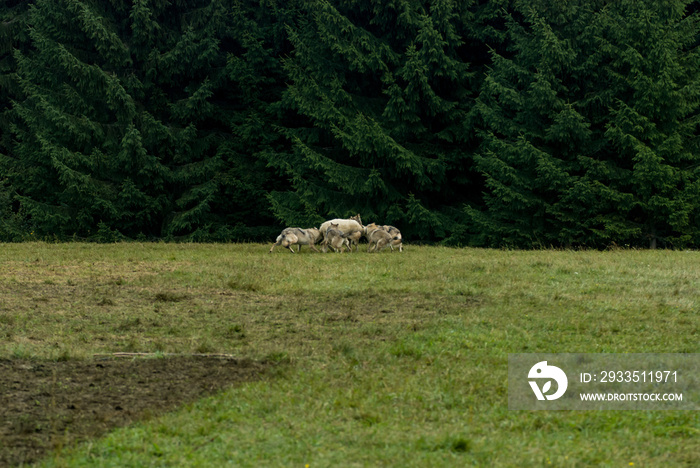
[509, 354, 699, 410]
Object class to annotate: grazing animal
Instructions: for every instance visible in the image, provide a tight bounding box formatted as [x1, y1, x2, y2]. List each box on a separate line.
[322, 223, 351, 253]
[269, 227, 321, 253]
[364, 223, 393, 253]
[380, 225, 403, 252]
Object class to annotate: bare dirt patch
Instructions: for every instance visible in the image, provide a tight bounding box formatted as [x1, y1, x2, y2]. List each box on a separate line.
[0, 357, 269, 466]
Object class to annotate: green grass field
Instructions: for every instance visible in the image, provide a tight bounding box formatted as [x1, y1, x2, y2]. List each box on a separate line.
[0, 243, 698, 466]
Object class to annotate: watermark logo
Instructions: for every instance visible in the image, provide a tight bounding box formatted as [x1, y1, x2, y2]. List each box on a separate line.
[509, 354, 698, 410]
[528, 361, 568, 401]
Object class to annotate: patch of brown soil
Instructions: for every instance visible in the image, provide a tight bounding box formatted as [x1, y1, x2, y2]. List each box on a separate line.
[0, 357, 268, 466]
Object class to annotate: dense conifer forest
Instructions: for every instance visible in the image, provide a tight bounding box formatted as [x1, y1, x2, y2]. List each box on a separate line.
[1, 0, 699, 247]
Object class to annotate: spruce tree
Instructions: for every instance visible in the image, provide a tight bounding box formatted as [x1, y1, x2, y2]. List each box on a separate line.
[469, 0, 700, 248]
[1, 0, 31, 157]
[8, 0, 287, 240]
[594, 0, 700, 248]
[469, 1, 600, 247]
[0, 0, 32, 240]
[268, 0, 477, 240]
[220, 0, 304, 241]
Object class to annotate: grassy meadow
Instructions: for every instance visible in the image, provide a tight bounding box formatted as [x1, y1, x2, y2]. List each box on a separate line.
[0, 242, 698, 466]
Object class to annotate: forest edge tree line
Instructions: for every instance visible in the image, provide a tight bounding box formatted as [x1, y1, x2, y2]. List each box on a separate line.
[1, 0, 699, 248]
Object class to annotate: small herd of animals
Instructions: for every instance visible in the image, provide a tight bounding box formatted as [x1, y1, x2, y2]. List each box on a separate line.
[269, 214, 403, 253]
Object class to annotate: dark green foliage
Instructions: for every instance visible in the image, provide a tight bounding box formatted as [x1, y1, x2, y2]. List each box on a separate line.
[1, 0, 699, 247]
[469, 0, 700, 248]
[7, 0, 285, 241]
[0, 0, 30, 153]
[469, 1, 605, 247]
[596, 0, 700, 248]
[0, 178, 26, 241]
[0, 1, 32, 238]
[269, 0, 478, 240]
